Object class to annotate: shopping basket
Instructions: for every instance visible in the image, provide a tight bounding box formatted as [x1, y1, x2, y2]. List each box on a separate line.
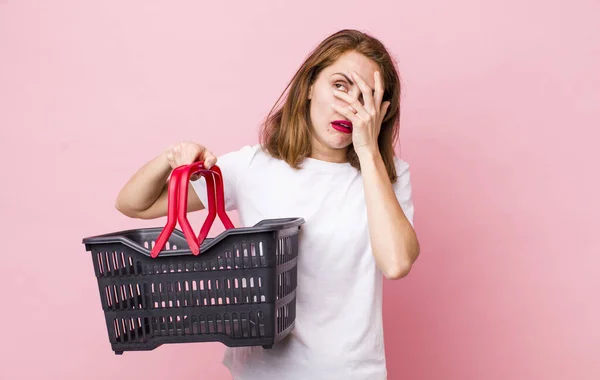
[82, 162, 304, 354]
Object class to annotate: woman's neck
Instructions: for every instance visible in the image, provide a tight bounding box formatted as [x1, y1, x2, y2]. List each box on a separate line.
[309, 143, 349, 163]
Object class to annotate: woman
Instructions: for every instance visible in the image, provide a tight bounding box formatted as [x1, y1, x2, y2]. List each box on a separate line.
[115, 29, 420, 380]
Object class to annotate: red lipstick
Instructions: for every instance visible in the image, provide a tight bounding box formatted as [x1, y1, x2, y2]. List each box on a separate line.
[331, 120, 353, 134]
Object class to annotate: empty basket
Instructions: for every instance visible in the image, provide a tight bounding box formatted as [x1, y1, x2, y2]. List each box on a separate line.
[82, 162, 304, 354]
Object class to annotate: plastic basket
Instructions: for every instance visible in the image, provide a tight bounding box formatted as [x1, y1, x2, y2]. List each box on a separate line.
[82, 162, 304, 354]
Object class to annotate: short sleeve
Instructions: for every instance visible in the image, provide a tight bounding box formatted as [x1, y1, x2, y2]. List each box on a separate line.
[393, 157, 415, 227]
[190, 145, 257, 212]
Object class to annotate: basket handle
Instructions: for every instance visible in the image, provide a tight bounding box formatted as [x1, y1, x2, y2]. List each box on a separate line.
[178, 162, 235, 254]
[150, 165, 191, 258]
[150, 163, 234, 258]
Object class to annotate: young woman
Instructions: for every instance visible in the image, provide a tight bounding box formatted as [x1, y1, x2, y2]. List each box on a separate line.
[115, 29, 420, 380]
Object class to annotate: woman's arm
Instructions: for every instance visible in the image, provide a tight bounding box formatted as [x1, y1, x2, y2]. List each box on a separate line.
[330, 70, 420, 279]
[115, 142, 216, 219]
[358, 150, 420, 280]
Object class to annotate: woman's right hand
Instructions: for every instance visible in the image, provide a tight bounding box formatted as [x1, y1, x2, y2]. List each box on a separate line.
[165, 142, 218, 180]
[116, 141, 213, 219]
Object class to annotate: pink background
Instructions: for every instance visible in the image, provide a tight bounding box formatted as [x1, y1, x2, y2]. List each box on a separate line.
[1, 1, 598, 379]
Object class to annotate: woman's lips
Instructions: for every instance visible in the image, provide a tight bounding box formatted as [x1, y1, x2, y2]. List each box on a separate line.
[331, 120, 353, 134]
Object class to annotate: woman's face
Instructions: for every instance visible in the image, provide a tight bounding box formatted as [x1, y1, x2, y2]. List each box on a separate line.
[307, 50, 382, 162]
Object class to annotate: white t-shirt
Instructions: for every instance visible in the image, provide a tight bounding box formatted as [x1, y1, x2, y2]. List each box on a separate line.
[191, 144, 415, 380]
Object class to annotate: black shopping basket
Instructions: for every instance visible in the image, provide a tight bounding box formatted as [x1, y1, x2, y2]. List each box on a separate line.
[82, 162, 304, 354]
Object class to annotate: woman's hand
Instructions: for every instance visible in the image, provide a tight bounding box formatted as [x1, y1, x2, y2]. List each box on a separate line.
[164, 141, 217, 180]
[331, 70, 390, 157]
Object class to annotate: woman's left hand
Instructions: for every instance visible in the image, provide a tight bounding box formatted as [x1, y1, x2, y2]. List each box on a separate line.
[331, 70, 390, 157]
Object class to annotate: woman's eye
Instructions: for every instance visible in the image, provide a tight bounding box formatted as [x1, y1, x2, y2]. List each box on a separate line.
[334, 82, 347, 91]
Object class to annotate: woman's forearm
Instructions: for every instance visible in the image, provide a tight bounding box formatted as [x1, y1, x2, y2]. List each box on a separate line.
[359, 150, 420, 280]
[115, 150, 172, 215]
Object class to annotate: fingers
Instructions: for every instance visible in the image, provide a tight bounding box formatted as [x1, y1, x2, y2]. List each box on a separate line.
[331, 103, 360, 124]
[373, 71, 384, 110]
[350, 71, 375, 114]
[202, 149, 217, 169]
[333, 90, 368, 120]
[165, 142, 218, 170]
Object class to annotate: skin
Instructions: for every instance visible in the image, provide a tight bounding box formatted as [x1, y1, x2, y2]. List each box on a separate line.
[115, 50, 419, 279]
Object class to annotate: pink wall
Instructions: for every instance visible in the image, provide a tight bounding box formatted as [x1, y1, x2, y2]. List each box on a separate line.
[1, 1, 598, 379]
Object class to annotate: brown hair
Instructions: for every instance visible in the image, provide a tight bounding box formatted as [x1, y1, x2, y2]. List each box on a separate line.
[259, 29, 403, 183]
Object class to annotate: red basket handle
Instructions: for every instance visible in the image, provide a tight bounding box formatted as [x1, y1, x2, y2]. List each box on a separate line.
[150, 163, 234, 258]
[178, 162, 235, 254]
[150, 165, 188, 258]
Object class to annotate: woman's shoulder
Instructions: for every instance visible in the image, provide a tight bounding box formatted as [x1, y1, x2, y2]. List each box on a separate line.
[226, 143, 268, 160]
[393, 155, 411, 176]
[223, 143, 262, 156]
[391, 154, 413, 192]
[218, 144, 275, 170]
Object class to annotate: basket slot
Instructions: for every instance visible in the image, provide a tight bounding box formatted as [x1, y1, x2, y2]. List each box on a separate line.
[170, 282, 177, 308]
[249, 311, 257, 337]
[258, 311, 266, 337]
[158, 282, 165, 308]
[207, 315, 215, 334]
[125, 284, 132, 309]
[96, 252, 104, 275]
[112, 319, 119, 342]
[104, 286, 112, 309]
[126, 317, 133, 342]
[196, 314, 206, 334]
[112, 252, 119, 275]
[199, 280, 208, 306]
[178, 282, 186, 307]
[111, 285, 118, 309]
[217, 314, 226, 334]
[152, 317, 161, 336]
[259, 241, 266, 266]
[183, 280, 191, 307]
[159, 315, 176, 336]
[276, 300, 296, 335]
[104, 252, 111, 275]
[166, 282, 173, 308]
[276, 234, 298, 266]
[166, 315, 173, 336]
[173, 314, 181, 336]
[276, 268, 297, 300]
[242, 243, 249, 268]
[240, 313, 248, 337]
[141, 317, 148, 341]
[177, 314, 184, 336]
[168, 282, 175, 308]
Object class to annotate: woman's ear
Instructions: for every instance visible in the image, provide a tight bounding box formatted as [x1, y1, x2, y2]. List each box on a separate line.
[308, 84, 313, 100]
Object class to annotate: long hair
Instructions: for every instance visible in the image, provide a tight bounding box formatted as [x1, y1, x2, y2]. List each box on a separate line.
[259, 29, 403, 183]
